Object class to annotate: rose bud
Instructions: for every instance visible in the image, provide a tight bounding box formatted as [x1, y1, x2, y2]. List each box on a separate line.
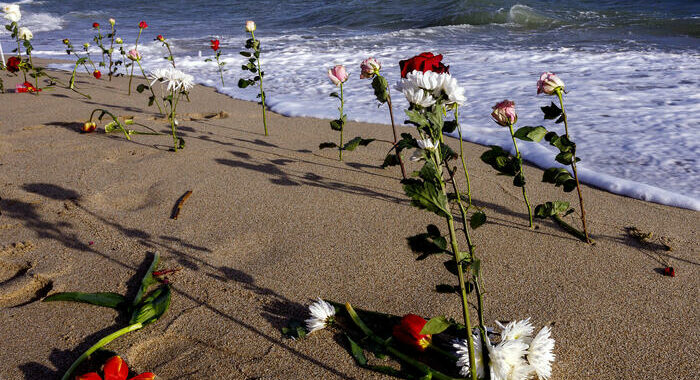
[127, 49, 141, 61]
[399, 52, 449, 78]
[6, 56, 21, 73]
[327, 65, 348, 86]
[115, 37, 123, 44]
[210, 39, 220, 51]
[537, 72, 565, 95]
[491, 100, 517, 126]
[83, 42, 90, 49]
[662, 266, 675, 277]
[82, 122, 97, 133]
[156, 34, 164, 42]
[62, 38, 70, 45]
[139, 21, 148, 29]
[392, 314, 432, 351]
[109, 18, 115, 26]
[359, 57, 381, 79]
[93, 70, 102, 79]
[245, 20, 256, 32]
[92, 22, 99, 28]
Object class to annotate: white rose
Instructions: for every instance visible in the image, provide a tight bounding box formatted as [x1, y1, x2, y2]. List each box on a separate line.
[18, 27, 33, 41]
[3, 4, 21, 23]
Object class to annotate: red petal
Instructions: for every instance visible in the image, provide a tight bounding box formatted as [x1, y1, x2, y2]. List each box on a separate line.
[129, 373, 156, 380]
[76, 373, 103, 380]
[104, 356, 129, 380]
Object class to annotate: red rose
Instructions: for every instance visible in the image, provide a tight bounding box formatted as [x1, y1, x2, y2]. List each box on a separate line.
[210, 39, 220, 51]
[156, 34, 164, 41]
[93, 22, 100, 28]
[399, 52, 449, 78]
[93, 70, 102, 79]
[392, 314, 432, 351]
[139, 21, 148, 29]
[6, 56, 21, 73]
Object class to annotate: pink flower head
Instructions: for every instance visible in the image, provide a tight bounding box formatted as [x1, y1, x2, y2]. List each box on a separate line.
[360, 57, 381, 79]
[491, 100, 517, 126]
[328, 65, 348, 86]
[126, 49, 141, 61]
[537, 72, 565, 95]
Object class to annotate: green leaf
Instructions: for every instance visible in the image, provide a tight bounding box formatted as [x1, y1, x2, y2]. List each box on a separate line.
[480, 146, 517, 176]
[513, 126, 547, 142]
[420, 316, 451, 335]
[555, 151, 575, 165]
[239, 51, 251, 57]
[177, 137, 186, 150]
[470, 211, 487, 229]
[133, 253, 160, 306]
[43, 292, 126, 310]
[381, 154, 400, 168]
[330, 119, 343, 131]
[541, 102, 562, 120]
[513, 171, 526, 187]
[534, 201, 570, 219]
[329, 92, 340, 99]
[471, 258, 481, 278]
[129, 285, 171, 325]
[345, 334, 368, 367]
[371, 75, 388, 104]
[136, 84, 147, 93]
[343, 137, 375, 151]
[405, 109, 429, 129]
[542, 167, 576, 192]
[319, 142, 338, 150]
[237, 78, 250, 88]
[442, 120, 458, 133]
[403, 178, 449, 218]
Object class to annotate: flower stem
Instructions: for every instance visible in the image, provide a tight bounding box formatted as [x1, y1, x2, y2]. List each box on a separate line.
[551, 214, 590, 243]
[339, 82, 344, 161]
[555, 89, 590, 243]
[216, 55, 225, 86]
[170, 91, 181, 151]
[17, 38, 27, 82]
[108, 25, 114, 81]
[251, 31, 268, 136]
[28, 50, 38, 91]
[128, 28, 143, 96]
[136, 61, 164, 114]
[61, 323, 143, 380]
[454, 106, 472, 208]
[507, 123, 533, 228]
[383, 78, 407, 179]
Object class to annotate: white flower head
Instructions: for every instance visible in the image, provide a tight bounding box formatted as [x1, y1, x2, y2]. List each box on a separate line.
[398, 70, 465, 107]
[402, 87, 436, 108]
[3, 4, 21, 23]
[490, 338, 530, 380]
[18, 27, 32, 41]
[305, 298, 335, 334]
[442, 75, 466, 106]
[453, 332, 488, 378]
[497, 318, 534, 344]
[416, 138, 438, 151]
[527, 326, 555, 380]
[150, 67, 194, 93]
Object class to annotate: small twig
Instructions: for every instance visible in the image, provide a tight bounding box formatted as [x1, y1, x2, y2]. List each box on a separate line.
[171, 190, 193, 220]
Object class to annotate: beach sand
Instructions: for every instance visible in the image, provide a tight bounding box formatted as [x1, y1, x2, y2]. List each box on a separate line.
[1, 62, 698, 379]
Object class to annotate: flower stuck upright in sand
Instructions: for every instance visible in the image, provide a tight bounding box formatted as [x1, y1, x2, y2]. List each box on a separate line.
[127, 20, 149, 95]
[305, 298, 335, 334]
[2, 4, 21, 23]
[76, 356, 155, 380]
[150, 66, 194, 151]
[204, 38, 225, 86]
[238, 20, 269, 135]
[156, 34, 177, 69]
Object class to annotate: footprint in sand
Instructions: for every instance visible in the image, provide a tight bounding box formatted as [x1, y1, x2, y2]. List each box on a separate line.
[0, 242, 53, 308]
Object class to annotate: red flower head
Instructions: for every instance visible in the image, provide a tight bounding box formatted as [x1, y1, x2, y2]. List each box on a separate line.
[156, 34, 164, 42]
[398, 52, 449, 78]
[139, 21, 148, 29]
[76, 356, 155, 380]
[210, 39, 220, 51]
[93, 22, 100, 28]
[6, 56, 21, 73]
[93, 70, 102, 79]
[82, 122, 97, 133]
[662, 266, 675, 277]
[392, 314, 432, 351]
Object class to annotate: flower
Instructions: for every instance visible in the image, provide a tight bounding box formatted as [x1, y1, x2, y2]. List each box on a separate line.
[18, 27, 32, 41]
[359, 57, 381, 79]
[93, 70, 102, 79]
[83, 42, 90, 49]
[109, 18, 116, 26]
[663, 266, 675, 276]
[490, 338, 530, 380]
[305, 298, 335, 334]
[245, 20, 256, 32]
[537, 72, 565, 95]
[92, 22, 100, 28]
[392, 314, 432, 351]
[76, 355, 155, 380]
[402, 87, 436, 108]
[127, 49, 141, 61]
[62, 38, 70, 45]
[139, 21, 148, 29]
[115, 37, 123, 44]
[149, 66, 195, 92]
[527, 326, 555, 380]
[453, 332, 487, 378]
[156, 34, 164, 42]
[398, 70, 465, 107]
[416, 138, 438, 151]
[399, 52, 449, 78]
[6, 56, 21, 73]
[327, 65, 348, 86]
[82, 122, 97, 133]
[210, 39, 220, 51]
[491, 100, 517, 127]
[497, 318, 534, 343]
[2, 4, 21, 23]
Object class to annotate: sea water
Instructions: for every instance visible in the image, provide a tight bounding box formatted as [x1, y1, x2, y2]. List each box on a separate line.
[3, 0, 699, 209]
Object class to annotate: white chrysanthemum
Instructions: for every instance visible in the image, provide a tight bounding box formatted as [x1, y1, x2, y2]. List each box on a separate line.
[442, 75, 466, 105]
[305, 298, 335, 334]
[150, 67, 194, 93]
[453, 332, 487, 379]
[527, 326, 555, 380]
[497, 318, 534, 344]
[3, 4, 21, 23]
[399, 70, 465, 107]
[416, 138, 438, 150]
[402, 87, 436, 108]
[490, 338, 529, 380]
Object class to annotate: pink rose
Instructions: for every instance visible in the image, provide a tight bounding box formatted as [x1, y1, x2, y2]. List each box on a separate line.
[328, 65, 348, 86]
[491, 100, 517, 126]
[537, 72, 565, 95]
[126, 49, 141, 61]
[360, 57, 381, 79]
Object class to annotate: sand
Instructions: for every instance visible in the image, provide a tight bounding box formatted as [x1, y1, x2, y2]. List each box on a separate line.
[0, 62, 698, 379]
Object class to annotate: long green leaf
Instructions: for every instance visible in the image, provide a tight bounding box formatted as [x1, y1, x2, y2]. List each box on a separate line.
[420, 316, 451, 335]
[133, 252, 160, 306]
[43, 292, 126, 310]
[130, 285, 171, 325]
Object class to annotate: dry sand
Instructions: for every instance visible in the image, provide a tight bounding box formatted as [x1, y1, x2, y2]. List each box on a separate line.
[0, 62, 698, 379]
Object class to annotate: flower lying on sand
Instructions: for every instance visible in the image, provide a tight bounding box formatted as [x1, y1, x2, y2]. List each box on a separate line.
[392, 314, 432, 351]
[2, 4, 21, 23]
[149, 66, 194, 92]
[305, 298, 335, 334]
[76, 355, 155, 380]
[453, 319, 555, 380]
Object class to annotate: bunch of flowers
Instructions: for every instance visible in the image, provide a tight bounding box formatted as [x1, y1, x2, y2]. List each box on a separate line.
[204, 38, 225, 86]
[237, 21, 269, 135]
[149, 66, 195, 151]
